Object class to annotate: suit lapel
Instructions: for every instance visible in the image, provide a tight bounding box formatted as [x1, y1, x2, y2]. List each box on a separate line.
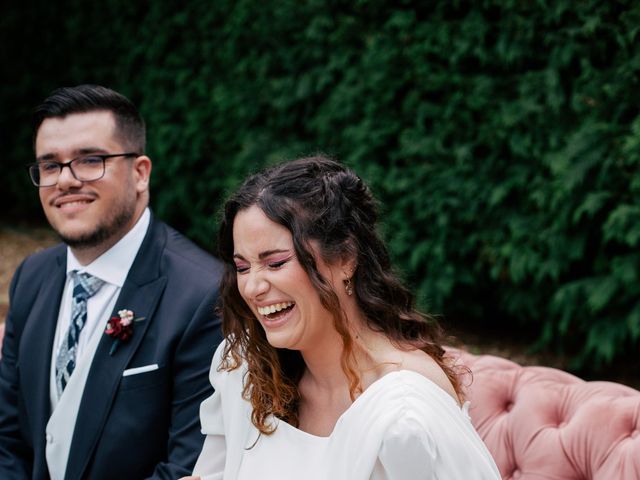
[19, 248, 66, 464]
[64, 219, 168, 480]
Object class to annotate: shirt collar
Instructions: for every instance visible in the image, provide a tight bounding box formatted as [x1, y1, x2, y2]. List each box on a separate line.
[66, 208, 151, 287]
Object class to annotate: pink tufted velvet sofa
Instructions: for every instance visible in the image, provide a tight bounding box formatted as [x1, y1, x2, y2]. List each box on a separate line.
[450, 348, 640, 480]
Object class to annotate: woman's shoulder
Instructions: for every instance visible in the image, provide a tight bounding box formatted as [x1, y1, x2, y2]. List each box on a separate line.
[399, 349, 458, 401]
[367, 366, 501, 479]
[352, 367, 463, 434]
[368, 346, 459, 405]
[200, 337, 252, 431]
[372, 380, 500, 479]
[207, 338, 247, 392]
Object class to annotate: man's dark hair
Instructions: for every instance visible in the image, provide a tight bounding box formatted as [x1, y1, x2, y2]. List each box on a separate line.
[33, 84, 146, 153]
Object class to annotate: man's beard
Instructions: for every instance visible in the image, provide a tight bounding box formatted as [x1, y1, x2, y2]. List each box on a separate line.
[57, 201, 136, 250]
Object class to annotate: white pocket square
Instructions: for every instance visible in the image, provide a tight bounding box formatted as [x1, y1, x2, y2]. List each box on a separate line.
[123, 364, 159, 377]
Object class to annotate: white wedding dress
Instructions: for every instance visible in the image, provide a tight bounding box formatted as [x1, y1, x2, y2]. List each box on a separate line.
[193, 341, 500, 480]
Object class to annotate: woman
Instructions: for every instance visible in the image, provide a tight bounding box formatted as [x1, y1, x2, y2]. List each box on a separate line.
[185, 156, 499, 479]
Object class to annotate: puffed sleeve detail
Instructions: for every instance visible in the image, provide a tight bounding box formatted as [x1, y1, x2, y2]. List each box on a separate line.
[372, 408, 438, 479]
[192, 341, 228, 480]
[372, 374, 500, 480]
[193, 340, 255, 480]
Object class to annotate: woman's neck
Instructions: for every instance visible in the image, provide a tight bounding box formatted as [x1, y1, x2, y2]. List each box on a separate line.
[299, 330, 347, 391]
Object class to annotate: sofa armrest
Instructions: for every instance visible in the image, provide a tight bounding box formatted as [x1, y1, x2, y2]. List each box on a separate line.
[447, 348, 640, 480]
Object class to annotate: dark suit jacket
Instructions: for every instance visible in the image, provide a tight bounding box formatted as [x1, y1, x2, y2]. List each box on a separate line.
[0, 216, 224, 479]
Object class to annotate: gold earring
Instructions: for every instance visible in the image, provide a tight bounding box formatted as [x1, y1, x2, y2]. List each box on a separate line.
[345, 277, 354, 296]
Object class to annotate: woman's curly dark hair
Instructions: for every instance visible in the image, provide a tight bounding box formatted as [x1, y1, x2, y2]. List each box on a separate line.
[218, 155, 461, 434]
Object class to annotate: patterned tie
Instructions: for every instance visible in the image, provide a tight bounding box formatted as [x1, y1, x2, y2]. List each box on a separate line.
[55, 271, 105, 397]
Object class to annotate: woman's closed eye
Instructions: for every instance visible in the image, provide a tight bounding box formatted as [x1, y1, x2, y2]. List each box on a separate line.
[234, 261, 250, 274]
[234, 255, 293, 274]
[268, 258, 290, 269]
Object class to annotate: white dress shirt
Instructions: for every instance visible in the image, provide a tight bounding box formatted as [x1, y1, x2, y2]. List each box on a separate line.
[48, 208, 151, 410]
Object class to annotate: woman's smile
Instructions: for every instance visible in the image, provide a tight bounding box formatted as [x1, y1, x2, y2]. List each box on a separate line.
[258, 302, 297, 329]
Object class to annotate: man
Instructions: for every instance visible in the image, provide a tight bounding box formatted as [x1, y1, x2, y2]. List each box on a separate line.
[0, 85, 223, 479]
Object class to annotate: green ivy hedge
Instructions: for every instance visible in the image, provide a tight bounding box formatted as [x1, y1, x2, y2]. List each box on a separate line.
[3, 0, 639, 370]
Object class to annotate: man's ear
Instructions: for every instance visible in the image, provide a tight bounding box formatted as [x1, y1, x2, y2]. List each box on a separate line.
[133, 155, 152, 193]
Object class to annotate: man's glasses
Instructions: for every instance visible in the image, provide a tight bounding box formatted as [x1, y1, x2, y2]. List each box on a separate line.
[27, 153, 139, 187]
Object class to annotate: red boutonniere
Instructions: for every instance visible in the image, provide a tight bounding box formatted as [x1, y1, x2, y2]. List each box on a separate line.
[105, 309, 145, 355]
